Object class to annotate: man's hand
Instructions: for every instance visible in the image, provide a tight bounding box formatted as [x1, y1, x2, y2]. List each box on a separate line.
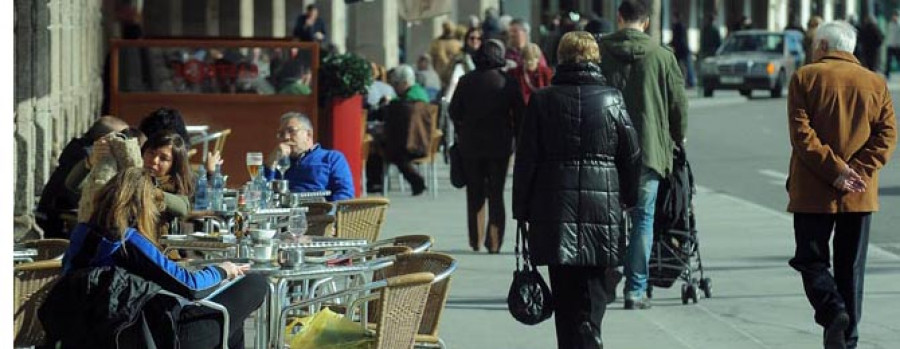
[87, 139, 111, 169]
[832, 165, 867, 193]
[267, 142, 295, 168]
[218, 261, 249, 280]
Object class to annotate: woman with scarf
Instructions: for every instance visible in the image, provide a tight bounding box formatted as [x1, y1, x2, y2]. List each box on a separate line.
[443, 27, 484, 102]
[510, 43, 554, 104]
[449, 38, 525, 253]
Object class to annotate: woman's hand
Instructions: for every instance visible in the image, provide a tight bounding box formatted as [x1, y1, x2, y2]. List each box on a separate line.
[219, 261, 249, 280]
[205, 150, 223, 173]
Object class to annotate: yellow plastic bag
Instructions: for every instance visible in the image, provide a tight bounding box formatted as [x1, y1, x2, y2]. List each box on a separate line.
[284, 308, 375, 349]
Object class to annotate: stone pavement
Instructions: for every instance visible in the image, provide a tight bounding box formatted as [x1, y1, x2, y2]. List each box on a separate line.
[373, 163, 900, 349]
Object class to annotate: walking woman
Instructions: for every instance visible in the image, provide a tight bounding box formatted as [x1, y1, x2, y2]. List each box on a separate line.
[512, 31, 641, 348]
[450, 38, 525, 253]
[61, 168, 267, 348]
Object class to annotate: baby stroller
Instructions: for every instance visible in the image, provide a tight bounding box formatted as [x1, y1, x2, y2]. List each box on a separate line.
[646, 148, 711, 304]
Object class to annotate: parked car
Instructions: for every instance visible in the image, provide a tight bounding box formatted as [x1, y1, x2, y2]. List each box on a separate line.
[699, 30, 805, 98]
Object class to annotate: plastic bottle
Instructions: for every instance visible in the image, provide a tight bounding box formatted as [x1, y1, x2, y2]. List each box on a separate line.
[210, 164, 225, 211]
[193, 166, 209, 211]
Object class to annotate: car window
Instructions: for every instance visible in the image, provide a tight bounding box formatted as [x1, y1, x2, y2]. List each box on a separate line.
[719, 34, 785, 54]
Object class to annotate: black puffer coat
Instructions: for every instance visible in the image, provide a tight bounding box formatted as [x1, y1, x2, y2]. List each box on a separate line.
[512, 62, 641, 267]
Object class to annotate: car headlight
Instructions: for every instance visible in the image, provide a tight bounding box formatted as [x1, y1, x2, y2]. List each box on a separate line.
[751, 62, 776, 75]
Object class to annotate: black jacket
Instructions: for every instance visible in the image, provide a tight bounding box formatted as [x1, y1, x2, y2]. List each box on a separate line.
[449, 40, 526, 160]
[36, 136, 90, 238]
[513, 62, 641, 267]
[39, 266, 181, 348]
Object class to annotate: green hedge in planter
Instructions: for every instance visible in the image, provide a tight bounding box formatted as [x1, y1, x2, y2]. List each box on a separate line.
[319, 53, 373, 102]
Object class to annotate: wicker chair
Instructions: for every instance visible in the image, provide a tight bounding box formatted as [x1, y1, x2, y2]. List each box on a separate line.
[20, 239, 70, 261]
[371, 253, 458, 348]
[370, 234, 434, 253]
[334, 198, 390, 242]
[14, 260, 63, 347]
[303, 202, 335, 216]
[278, 272, 435, 349]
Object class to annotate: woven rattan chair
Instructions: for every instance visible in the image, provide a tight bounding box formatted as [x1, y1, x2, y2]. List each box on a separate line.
[278, 272, 435, 349]
[334, 198, 390, 242]
[370, 234, 434, 253]
[371, 253, 458, 348]
[14, 260, 63, 347]
[20, 239, 70, 261]
[303, 202, 335, 215]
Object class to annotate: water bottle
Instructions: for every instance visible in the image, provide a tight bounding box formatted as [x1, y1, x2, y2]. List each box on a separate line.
[210, 164, 225, 211]
[256, 175, 271, 209]
[193, 166, 209, 211]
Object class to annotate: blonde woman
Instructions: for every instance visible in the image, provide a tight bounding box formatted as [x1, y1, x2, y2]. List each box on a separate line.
[61, 168, 267, 348]
[513, 31, 641, 348]
[510, 43, 554, 104]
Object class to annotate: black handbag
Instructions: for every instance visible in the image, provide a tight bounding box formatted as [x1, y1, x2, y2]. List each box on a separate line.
[449, 140, 466, 189]
[507, 222, 553, 325]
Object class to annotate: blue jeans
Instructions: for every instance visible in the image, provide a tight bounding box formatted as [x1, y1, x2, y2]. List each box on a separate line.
[624, 167, 662, 299]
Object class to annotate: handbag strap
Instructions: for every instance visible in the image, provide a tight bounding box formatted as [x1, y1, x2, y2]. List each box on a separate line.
[515, 222, 531, 271]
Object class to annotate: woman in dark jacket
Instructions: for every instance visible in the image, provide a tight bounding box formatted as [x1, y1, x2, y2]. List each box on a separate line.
[450, 38, 526, 253]
[512, 31, 641, 349]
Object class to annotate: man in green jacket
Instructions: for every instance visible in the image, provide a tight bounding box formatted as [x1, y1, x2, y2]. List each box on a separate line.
[598, 0, 688, 310]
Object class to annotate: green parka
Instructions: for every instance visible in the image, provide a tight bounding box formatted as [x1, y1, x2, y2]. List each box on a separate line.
[599, 29, 688, 177]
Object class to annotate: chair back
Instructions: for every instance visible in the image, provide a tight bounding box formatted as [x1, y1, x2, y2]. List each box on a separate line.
[374, 252, 458, 338]
[21, 239, 70, 261]
[413, 105, 441, 163]
[212, 129, 232, 155]
[14, 260, 63, 347]
[303, 202, 334, 216]
[374, 272, 434, 349]
[334, 198, 390, 242]
[305, 214, 336, 237]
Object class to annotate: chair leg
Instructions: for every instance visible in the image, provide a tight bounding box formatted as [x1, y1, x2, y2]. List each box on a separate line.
[382, 160, 389, 197]
[431, 160, 437, 199]
[398, 165, 407, 193]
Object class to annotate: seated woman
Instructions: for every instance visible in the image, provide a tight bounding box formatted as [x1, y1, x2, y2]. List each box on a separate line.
[62, 168, 267, 349]
[67, 131, 198, 235]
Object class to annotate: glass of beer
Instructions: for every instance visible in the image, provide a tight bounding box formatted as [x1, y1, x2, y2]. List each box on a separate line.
[246, 152, 264, 180]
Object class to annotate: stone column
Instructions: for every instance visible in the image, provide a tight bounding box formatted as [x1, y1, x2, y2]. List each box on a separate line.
[457, 0, 500, 20]
[240, 0, 253, 37]
[348, 0, 399, 67]
[824, 0, 834, 21]
[845, 0, 857, 19]
[801, 0, 811, 28]
[273, 0, 286, 38]
[406, 15, 445, 66]
[316, 0, 347, 53]
[206, 0, 220, 36]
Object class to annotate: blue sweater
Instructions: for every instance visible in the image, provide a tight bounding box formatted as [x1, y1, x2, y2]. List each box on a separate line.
[62, 223, 227, 299]
[263, 145, 355, 201]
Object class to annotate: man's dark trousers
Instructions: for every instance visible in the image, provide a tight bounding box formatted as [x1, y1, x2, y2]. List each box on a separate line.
[790, 213, 871, 349]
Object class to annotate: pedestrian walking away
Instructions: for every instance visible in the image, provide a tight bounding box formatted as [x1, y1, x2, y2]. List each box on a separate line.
[598, 0, 688, 310]
[786, 20, 897, 349]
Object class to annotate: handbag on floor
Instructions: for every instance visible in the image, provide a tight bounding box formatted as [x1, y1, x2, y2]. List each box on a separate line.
[507, 222, 553, 325]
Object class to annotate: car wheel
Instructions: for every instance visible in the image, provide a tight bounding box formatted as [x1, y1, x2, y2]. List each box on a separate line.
[739, 89, 752, 98]
[770, 71, 786, 98]
[703, 87, 714, 97]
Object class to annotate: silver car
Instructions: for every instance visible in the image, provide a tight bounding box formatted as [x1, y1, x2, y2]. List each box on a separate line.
[700, 30, 805, 98]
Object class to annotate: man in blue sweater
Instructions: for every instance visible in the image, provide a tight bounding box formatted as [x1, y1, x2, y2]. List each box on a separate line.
[264, 112, 355, 201]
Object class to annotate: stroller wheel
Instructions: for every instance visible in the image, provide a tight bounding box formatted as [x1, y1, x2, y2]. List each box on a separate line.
[647, 284, 654, 299]
[690, 285, 699, 304]
[700, 278, 712, 298]
[680, 284, 689, 305]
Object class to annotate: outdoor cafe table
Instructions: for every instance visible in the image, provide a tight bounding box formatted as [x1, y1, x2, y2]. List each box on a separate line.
[13, 248, 38, 263]
[189, 254, 393, 348]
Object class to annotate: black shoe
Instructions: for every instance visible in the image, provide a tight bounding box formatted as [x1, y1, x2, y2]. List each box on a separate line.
[411, 183, 427, 196]
[604, 268, 622, 304]
[623, 296, 651, 310]
[824, 311, 850, 349]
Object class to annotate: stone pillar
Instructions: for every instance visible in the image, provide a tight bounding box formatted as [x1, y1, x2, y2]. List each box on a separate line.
[768, 0, 789, 31]
[349, 0, 399, 67]
[846, 0, 857, 19]
[824, 0, 834, 21]
[458, 0, 500, 19]
[406, 15, 445, 67]
[240, 0, 253, 37]
[206, 0, 220, 36]
[273, 0, 286, 38]
[317, 0, 347, 53]
[801, 0, 811, 28]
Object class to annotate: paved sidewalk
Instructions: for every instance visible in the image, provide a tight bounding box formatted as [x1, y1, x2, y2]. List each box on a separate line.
[376, 163, 900, 349]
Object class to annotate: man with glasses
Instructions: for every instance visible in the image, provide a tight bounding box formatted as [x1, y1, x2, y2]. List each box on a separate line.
[263, 112, 354, 201]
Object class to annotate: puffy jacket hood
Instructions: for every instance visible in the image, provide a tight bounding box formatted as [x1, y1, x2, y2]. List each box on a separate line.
[552, 62, 607, 86]
[600, 29, 652, 63]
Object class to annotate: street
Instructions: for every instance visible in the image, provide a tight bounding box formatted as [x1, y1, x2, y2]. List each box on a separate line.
[687, 88, 900, 256]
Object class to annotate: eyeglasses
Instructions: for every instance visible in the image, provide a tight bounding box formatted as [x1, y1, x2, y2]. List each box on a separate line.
[277, 126, 305, 137]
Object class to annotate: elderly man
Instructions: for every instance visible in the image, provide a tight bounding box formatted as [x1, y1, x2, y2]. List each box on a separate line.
[264, 112, 354, 201]
[505, 18, 547, 70]
[787, 21, 897, 349]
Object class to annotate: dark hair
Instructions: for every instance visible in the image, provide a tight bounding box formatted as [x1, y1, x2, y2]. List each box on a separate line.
[473, 39, 506, 70]
[306, 4, 317, 12]
[85, 116, 129, 143]
[141, 131, 194, 197]
[463, 27, 484, 53]
[139, 107, 190, 145]
[618, 0, 652, 23]
[120, 127, 147, 145]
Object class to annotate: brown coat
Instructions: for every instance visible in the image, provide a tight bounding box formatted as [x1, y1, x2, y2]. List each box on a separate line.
[787, 51, 897, 213]
[381, 100, 433, 161]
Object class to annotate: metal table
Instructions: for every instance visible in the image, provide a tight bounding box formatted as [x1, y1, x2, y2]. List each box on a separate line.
[160, 235, 238, 258]
[14, 248, 38, 263]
